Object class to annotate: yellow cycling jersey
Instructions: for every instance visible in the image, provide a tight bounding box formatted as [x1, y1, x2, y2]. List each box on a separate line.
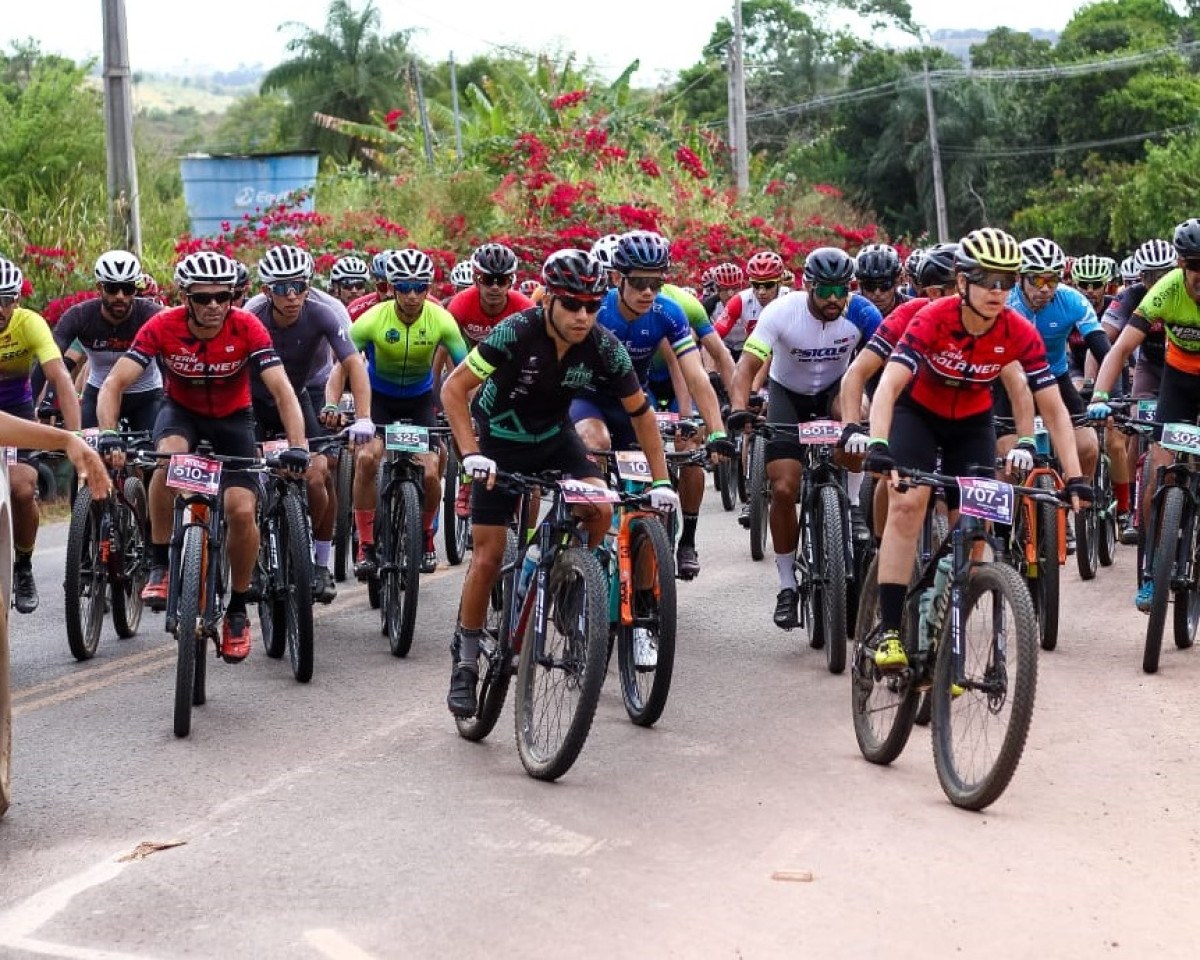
[0, 307, 62, 409]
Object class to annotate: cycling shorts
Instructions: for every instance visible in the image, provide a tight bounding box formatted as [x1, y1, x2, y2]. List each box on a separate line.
[992, 372, 1085, 427]
[471, 430, 603, 528]
[569, 392, 638, 451]
[153, 400, 259, 493]
[764, 379, 837, 465]
[81, 384, 161, 434]
[371, 391, 437, 431]
[889, 397, 995, 511]
[1152, 363, 1200, 442]
[252, 391, 320, 443]
[1132, 361, 1162, 400]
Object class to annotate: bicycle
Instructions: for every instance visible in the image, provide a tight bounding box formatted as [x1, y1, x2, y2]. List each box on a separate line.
[254, 438, 315, 683]
[852, 466, 1064, 810]
[452, 471, 610, 781]
[1072, 415, 1119, 580]
[442, 438, 472, 567]
[63, 430, 152, 661]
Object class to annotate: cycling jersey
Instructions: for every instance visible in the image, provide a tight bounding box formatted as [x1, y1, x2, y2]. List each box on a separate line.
[445, 287, 534, 345]
[646, 284, 717, 384]
[0, 307, 64, 410]
[1132, 269, 1200, 375]
[743, 293, 881, 395]
[865, 297, 929, 360]
[347, 291, 385, 322]
[890, 297, 1055, 420]
[1006, 284, 1100, 377]
[53, 297, 162, 394]
[245, 294, 358, 403]
[467, 307, 641, 447]
[243, 287, 351, 390]
[713, 286, 793, 350]
[1105, 282, 1157, 362]
[351, 300, 468, 399]
[592, 288, 696, 386]
[126, 306, 281, 419]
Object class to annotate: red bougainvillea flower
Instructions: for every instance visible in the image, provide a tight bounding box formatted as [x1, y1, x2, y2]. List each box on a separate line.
[550, 90, 588, 112]
[674, 146, 709, 180]
[385, 108, 404, 132]
[814, 183, 844, 199]
[638, 157, 662, 178]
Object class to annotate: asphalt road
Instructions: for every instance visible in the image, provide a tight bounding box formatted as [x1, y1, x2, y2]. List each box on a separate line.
[1, 496, 1199, 959]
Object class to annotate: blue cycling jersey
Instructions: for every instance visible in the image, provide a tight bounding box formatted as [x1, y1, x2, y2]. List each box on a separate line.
[592, 288, 696, 386]
[1006, 284, 1099, 378]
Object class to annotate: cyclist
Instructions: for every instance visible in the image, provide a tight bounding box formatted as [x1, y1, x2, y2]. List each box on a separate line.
[708, 263, 746, 338]
[713, 251, 791, 358]
[864, 228, 1089, 671]
[445, 243, 534, 347]
[855, 243, 909, 317]
[1119, 256, 1139, 290]
[446, 261, 476, 300]
[902, 248, 925, 297]
[1089, 221, 1200, 608]
[347, 252, 393, 321]
[570, 230, 733, 579]
[246, 245, 373, 602]
[329, 255, 371, 308]
[0, 256, 83, 612]
[97, 251, 310, 662]
[726, 247, 882, 628]
[440, 249, 679, 717]
[517, 279, 544, 302]
[351, 248, 468, 577]
[53, 250, 163, 433]
[232, 262, 251, 309]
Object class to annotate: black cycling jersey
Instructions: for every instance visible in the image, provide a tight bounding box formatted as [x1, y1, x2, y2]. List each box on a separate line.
[1103, 284, 1158, 365]
[53, 297, 162, 393]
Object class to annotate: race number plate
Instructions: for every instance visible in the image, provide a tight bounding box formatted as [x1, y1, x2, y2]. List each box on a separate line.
[80, 427, 100, 449]
[166, 454, 222, 495]
[614, 450, 652, 483]
[797, 419, 843, 445]
[559, 480, 620, 504]
[260, 439, 289, 458]
[654, 411, 679, 426]
[385, 423, 429, 453]
[3, 448, 15, 464]
[1135, 399, 1158, 422]
[1160, 422, 1200, 457]
[957, 476, 1015, 525]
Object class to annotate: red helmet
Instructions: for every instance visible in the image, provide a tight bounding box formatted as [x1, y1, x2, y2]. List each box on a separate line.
[712, 262, 745, 289]
[746, 251, 784, 282]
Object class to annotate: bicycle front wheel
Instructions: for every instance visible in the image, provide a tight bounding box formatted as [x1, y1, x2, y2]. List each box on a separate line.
[515, 546, 608, 781]
[748, 439, 768, 561]
[1096, 453, 1118, 568]
[111, 476, 148, 639]
[333, 446, 354, 582]
[456, 530, 518, 742]
[717, 454, 736, 511]
[174, 527, 206, 738]
[443, 448, 469, 566]
[282, 491, 314, 682]
[64, 488, 105, 661]
[1075, 501, 1098, 581]
[816, 485, 848, 674]
[617, 516, 677, 727]
[931, 561, 1038, 811]
[384, 481, 423, 657]
[1146, 486, 1184, 673]
[1034, 475, 1060, 652]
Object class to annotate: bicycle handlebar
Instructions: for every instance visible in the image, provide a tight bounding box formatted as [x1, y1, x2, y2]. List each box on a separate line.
[890, 465, 1071, 509]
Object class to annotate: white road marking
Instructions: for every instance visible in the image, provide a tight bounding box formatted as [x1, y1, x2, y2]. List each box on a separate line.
[0, 936, 157, 959]
[304, 928, 380, 960]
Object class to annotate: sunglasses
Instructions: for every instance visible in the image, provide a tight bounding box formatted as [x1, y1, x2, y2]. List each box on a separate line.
[0, 294, 17, 307]
[188, 291, 234, 306]
[101, 281, 138, 296]
[812, 283, 850, 299]
[1075, 280, 1106, 291]
[337, 280, 366, 290]
[477, 274, 513, 288]
[556, 295, 603, 314]
[966, 270, 1018, 291]
[1183, 259, 1200, 274]
[751, 281, 779, 291]
[269, 280, 308, 297]
[392, 281, 430, 295]
[858, 279, 895, 293]
[1023, 274, 1060, 289]
[623, 276, 665, 293]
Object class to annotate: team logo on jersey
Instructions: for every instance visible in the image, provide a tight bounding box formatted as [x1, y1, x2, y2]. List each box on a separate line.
[562, 363, 593, 389]
[385, 329, 401, 343]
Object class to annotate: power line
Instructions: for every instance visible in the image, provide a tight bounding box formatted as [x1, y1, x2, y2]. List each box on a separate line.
[940, 122, 1198, 158]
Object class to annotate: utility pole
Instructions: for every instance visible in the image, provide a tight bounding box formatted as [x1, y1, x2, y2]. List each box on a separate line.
[923, 61, 949, 242]
[101, 0, 141, 254]
[449, 52, 464, 164]
[730, 0, 750, 195]
[725, 50, 736, 158]
[411, 61, 435, 169]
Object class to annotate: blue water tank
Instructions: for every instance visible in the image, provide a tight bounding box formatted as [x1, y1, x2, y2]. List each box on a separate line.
[179, 151, 320, 237]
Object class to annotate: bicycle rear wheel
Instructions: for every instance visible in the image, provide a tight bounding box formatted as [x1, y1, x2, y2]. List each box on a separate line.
[443, 448, 470, 566]
[850, 555, 920, 765]
[1075, 501, 1098, 581]
[111, 477, 148, 639]
[65, 488, 106, 661]
[1096, 453, 1118, 568]
[0, 598, 10, 818]
[515, 546, 608, 781]
[384, 480, 423, 657]
[617, 516, 677, 727]
[282, 490, 315, 682]
[333, 446, 353, 582]
[931, 561, 1038, 811]
[1034, 475, 1060, 651]
[1146, 486, 1184, 673]
[456, 530, 518, 742]
[816, 485, 848, 674]
[717, 455, 736, 511]
[174, 527, 205, 738]
[257, 511, 285, 659]
[748, 439, 768, 561]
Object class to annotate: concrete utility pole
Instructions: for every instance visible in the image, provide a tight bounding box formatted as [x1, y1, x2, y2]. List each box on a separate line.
[730, 0, 750, 195]
[101, 0, 141, 254]
[412, 61, 435, 168]
[449, 53, 464, 163]
[923, 61, 949, 242]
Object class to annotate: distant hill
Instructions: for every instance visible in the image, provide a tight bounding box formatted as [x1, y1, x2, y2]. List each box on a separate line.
[929, 28, 1060, 65]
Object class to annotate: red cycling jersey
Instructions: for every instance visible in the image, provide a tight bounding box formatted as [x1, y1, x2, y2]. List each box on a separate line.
[127, 306, 281, 418]
[865, 297, 929, 360]
[347, 291, 384, 322]
[446, 287, 535, 345]
[890, 296, 1054, 420]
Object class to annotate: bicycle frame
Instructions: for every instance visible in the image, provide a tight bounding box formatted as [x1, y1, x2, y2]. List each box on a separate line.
[1015, 461, 1067, 568]
[165, 495, 220, 641]
[797, 440, 856, 591]
[1142, 456, 1200, 592]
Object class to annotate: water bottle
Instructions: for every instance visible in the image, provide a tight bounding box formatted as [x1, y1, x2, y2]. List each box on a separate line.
[919, 556, 953, 651]
[517, 543, 540, 603]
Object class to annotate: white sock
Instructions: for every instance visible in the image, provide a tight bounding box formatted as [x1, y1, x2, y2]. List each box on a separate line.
[847, 470, 863, 506]
[776, 553, 797, 590]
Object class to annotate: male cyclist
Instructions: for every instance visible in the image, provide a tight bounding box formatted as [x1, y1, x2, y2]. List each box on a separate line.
[347, 252, 393, 321]
[864, 229, 1088, 671]
[446, 261, 476, 301]
[98, 251, 309, 661]
[726, 247, 881, 628]
[713, 251, 791, 357]
[0, 256, 82, 612]
[351, 248, 468, 576]
[441, 250, 678, 717]
[328, 255, 371, 308]
[855, 243, 909, 318]
[708, 263, 746, 341]
[445, 243, 534, 347]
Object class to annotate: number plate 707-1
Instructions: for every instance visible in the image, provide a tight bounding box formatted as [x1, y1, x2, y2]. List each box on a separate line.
[956, 476, 1015, 525]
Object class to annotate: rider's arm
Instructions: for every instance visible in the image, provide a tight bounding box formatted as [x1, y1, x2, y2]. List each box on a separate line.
[324, 362, 347, 408]
[97, 356, 144, 430]
[999, 362, 1037, 439]
[660, 346, 692, 415]
[839, 350, 884, 426]
[676, 347, 725, 437]
[1092, 324, 1145, 397]
[341, 354, 372, 423]
[260, 367, 308, 449]
[0, 412, 110, 498]
[625, 392, 671, 483]
[867, 360, 915, 444]
[729, 345, 765, 411]
[44, 358, 81, 431]
[441, 358, 484, 458]
[698, 330, 736, 394]
[713, 293, 742, 339]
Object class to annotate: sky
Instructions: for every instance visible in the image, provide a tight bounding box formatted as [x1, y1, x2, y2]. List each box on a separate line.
[7, 0, 1097, 83]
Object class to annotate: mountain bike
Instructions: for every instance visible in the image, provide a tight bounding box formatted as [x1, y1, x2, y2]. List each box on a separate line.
[442, 439, 472, 567]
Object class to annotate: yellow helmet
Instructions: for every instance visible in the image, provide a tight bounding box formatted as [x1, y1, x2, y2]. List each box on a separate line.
[955, 228, 1021, 273]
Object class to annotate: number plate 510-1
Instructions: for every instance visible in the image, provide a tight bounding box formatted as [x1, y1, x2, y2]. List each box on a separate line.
[957, 476, 1015, 525]
[385, 424, 429, 453]
[166, 455, 222, 495]
[1160, 422, 1200, 457]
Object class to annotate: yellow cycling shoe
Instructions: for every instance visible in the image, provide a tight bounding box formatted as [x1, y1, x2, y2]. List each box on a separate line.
[874, 629, 908, 671]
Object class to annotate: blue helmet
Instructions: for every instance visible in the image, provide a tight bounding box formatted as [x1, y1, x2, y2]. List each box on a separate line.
[612, 231, 671, 273]
[370, 251, 393, 281]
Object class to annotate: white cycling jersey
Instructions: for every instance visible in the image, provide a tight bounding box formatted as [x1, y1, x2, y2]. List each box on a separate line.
[715, 286, 793, 350]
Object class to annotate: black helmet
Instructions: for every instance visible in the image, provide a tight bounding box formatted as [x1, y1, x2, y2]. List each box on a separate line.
[471, 242, 519, 277]
[541, 249, 608, 298]
[915, 242, 958, 288]
[1173, 219, 1200, 259]
[854, 243, 901, 283]
[803, 247, 855, 285]
[612, 231, 671, 273]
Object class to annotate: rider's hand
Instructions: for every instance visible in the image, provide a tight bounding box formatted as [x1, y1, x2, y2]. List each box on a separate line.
[69, 435, 113, 500]
[648, 480, 680, 514]
[1086, 391, 1112, 421]
[279, 446, 310, 475]
[1005, 437, 1037, 474]
[726, 409, 757, 432]
[348, 417, 375, 445]
[462, 453, 498, 490]
[862, 439, 896, 475]
[96, 429, 125, 459]
[839, 422, 870, 456]
[1063, 475, 1095, 506]
[320, 404, 342, 429]
[705, 430, 736, 460]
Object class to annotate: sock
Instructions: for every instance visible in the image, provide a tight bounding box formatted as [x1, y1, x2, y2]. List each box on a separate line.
[1115, 482, 1130, 513]
[354, 509, 375, 546]
[680, 513, 699, 548]
[456, 626, 485, 666]
[227, 589, 249, 617]
[847, 470, 863, 505]
[152, 543, 170, 568]
[313, 540, 331, 567]
[879, 583, 907, 632]
[775, 553, 797, 590]
[14, 547, 32, 570]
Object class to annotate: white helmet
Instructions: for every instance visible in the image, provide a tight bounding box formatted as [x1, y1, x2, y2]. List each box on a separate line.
[383, 248, 435, 284]
[1018, 237, 1066, 276]
[330, 256, 369, 284]
[258, 245, 314, 284]
[590, 234, 622, 269]
[174, 251, 239, 289]
[449, 261, 475, 288]
[0, 257, 24, 297]
[1119, 256, 1139, 284]
[94, 249, 142, 284]
[1135, 238, 1175, 273]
